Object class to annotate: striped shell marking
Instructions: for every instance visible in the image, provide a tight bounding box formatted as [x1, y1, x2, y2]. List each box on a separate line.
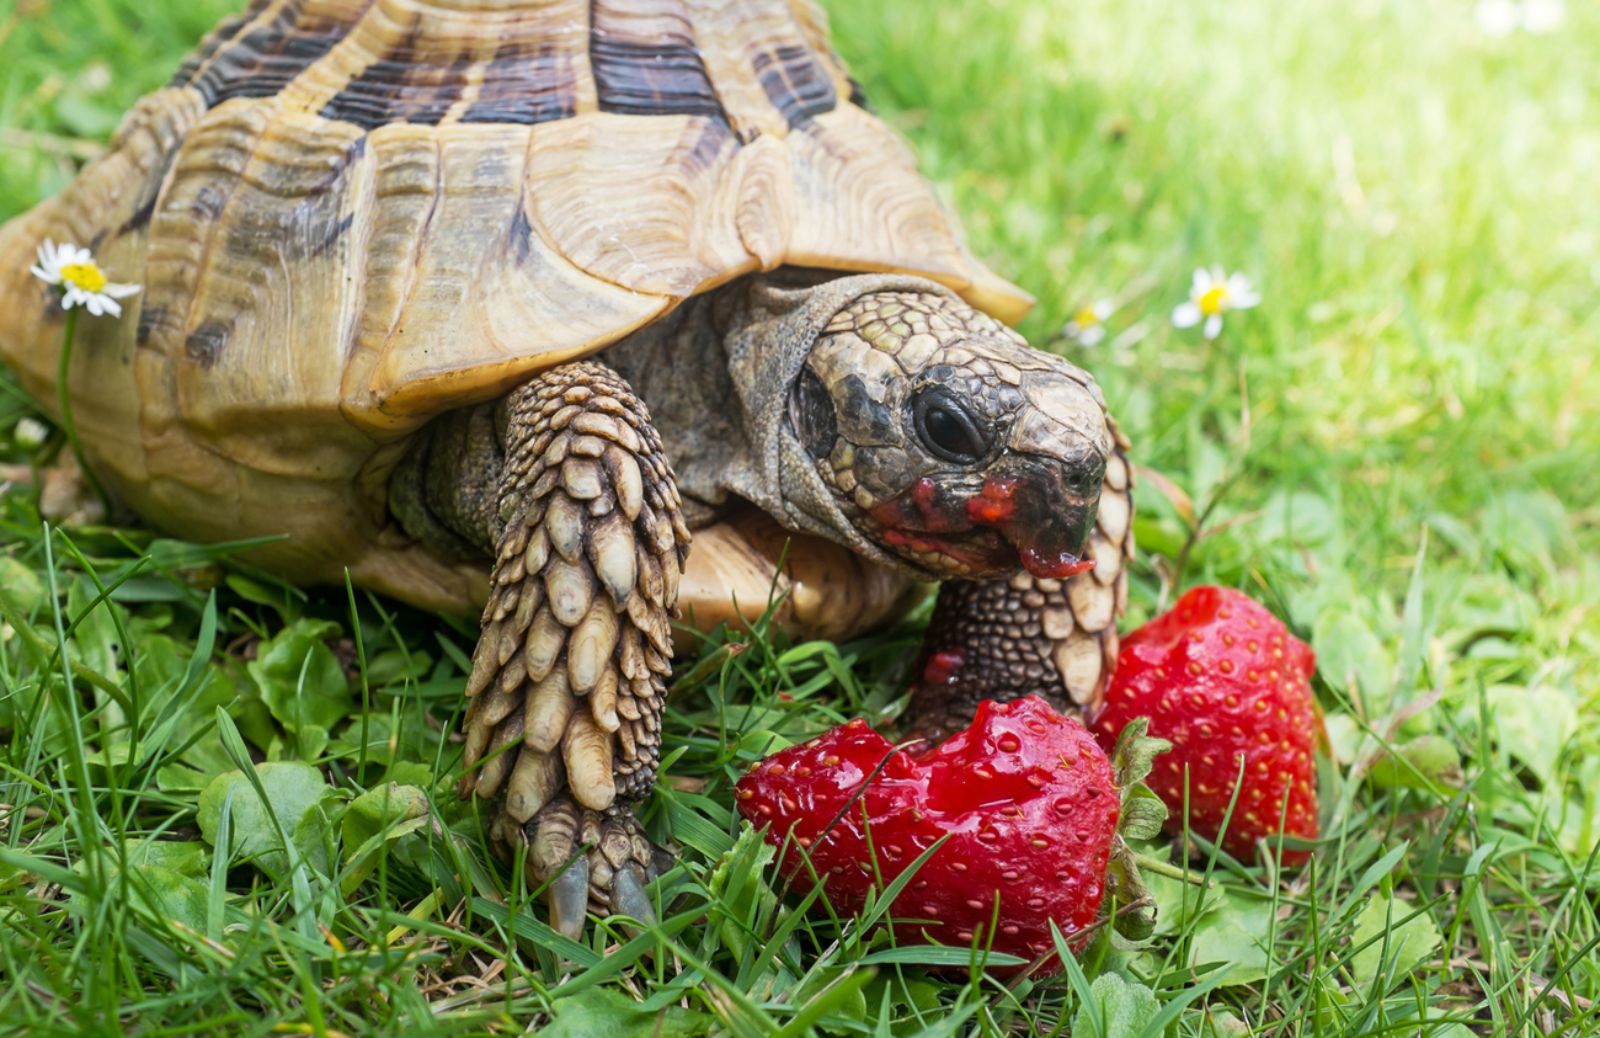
[0, 0, 1031, 608]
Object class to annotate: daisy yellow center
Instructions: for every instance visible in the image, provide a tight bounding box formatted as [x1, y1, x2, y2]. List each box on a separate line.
[60, 261, 108, 294]
[1197, 284, 1229, 316]
[1074, 306, 1103, 327]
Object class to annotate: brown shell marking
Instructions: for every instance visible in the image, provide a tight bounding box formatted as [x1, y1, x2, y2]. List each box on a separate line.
[589, 2, 725, 120]
[183, 0, 364, 107]
[171, 0, 837, 133]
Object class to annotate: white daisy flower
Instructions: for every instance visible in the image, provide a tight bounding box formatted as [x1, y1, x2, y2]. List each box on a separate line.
[13, 417, 51, 450]
[1521, 0, 1566, 33]
[1478, 0, 1566, 35]
[1475, 0, 1522, 35]
[30, 240, 140, 318]
[1061, 299, 1115, 347]
[1172, 267, 1260, 340]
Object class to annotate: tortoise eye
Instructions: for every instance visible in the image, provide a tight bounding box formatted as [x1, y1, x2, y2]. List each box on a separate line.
[911, 387, 991, 464]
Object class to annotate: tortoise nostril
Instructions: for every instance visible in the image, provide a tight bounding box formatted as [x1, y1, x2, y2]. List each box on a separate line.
[1064, 455, 1107, 499]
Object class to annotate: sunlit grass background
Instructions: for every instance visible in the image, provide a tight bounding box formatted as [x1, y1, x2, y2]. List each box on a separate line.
[1, 0, 1596, 1034]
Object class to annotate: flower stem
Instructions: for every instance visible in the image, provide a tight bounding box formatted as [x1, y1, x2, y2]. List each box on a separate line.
[54, 309, 111, 519]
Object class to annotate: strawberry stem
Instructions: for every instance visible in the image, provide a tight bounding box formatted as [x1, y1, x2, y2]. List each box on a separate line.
[1133, 852, 1212, 887]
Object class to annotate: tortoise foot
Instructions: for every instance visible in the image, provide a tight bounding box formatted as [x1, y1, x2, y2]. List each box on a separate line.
[494, 795, 664, 937]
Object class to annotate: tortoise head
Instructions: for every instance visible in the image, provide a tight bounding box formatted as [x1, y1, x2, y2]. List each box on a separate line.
[790, 288, 1111, 581]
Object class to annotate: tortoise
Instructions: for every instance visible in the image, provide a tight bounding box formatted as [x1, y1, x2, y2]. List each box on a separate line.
[0, 0, 1134, 935]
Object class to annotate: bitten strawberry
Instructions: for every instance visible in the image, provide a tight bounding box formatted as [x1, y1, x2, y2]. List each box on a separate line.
[736, 696, 1128, 964]
[1093, 585, 1320, 863]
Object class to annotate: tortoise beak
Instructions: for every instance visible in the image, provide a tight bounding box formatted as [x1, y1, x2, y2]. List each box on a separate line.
[965, 457, 1102, 579]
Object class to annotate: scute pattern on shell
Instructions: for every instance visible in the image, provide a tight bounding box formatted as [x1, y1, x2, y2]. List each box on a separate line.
[0, 0, 1031, 604]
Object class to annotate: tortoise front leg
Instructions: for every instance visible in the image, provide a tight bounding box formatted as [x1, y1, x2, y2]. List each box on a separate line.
[451, 361, 689, 935]
[900, 446, 1134, 741]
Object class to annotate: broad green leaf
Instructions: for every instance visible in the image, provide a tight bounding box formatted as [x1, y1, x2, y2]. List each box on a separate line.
[363, 646, 433, 687]
[1480, 683, 1577, 787]
[128, 864, 209, 935]
[197, 761, 337, 881]
[541, 984, 713, 1038]
[156, 762, 218, 793]
[383, 759, 438, 790]
[246, 618, 353, 759]
[780, 965, 874, 1037]
[1313, 608, 1393, 710]
[1187, 890, 1272, 986]
[70, 841, 211, 937]
[0, 557, 42, 613]
[340, 781, 432, 892]
[1069, 973, 1160, 1038]
[1441, 575, 1533, 647]
[1367, 734, 1463, 792]
[1200, 1010, 1250, 1037]
[1479, 488, 1566, 578]
[1146, 868, 1208, 937]
[1351, 893, 1441, 989]
[342, 783, 430, 852]
[1321, 712, 1366, 766]
[1255, 490, 1340, 553]
[862, 975, 943, 1037]
[124, 839, 207, 877]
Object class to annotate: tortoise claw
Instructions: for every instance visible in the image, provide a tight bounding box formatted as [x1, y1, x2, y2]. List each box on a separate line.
[611, 865, 655, 925]
[507, 793, 666, 940]
[547, 855, 591, 939]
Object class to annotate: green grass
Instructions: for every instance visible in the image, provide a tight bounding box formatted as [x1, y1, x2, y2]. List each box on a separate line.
[1, 0, 1597, 1034]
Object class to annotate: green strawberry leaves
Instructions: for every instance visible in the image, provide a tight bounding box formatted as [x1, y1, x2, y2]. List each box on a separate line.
[1106, 716, 1171, 942]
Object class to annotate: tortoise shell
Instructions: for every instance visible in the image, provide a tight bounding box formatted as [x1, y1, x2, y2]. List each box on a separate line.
[0, 0, 1031, 617]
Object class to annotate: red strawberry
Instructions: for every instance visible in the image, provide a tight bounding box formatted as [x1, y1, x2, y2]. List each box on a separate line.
[1093, 585, 1320, 864]
[735, 696, 1119, 963]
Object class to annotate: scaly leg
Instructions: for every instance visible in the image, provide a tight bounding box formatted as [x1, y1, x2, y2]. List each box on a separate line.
[456, 361, 690, 935]
[901, 439, 1134, 741]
